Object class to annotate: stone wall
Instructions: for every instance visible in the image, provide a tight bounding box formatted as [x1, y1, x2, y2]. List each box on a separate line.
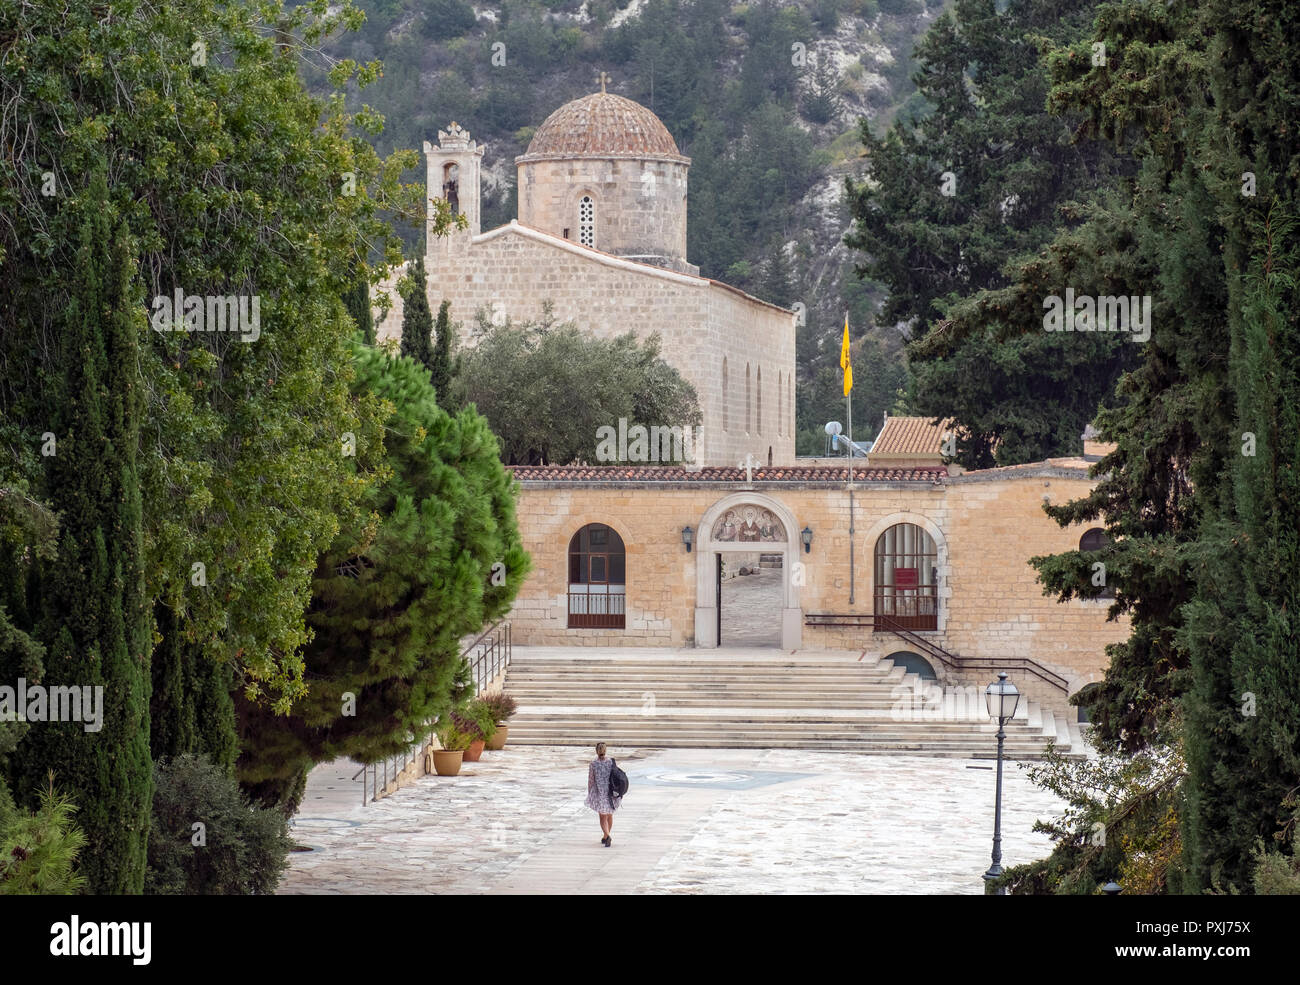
[506, 468, 1128, 697]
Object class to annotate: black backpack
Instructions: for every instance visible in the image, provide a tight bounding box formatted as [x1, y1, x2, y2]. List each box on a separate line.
[609, 758, 629, 799]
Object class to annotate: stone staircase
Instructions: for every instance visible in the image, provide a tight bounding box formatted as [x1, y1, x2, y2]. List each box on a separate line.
[502, 648, 1089, 760]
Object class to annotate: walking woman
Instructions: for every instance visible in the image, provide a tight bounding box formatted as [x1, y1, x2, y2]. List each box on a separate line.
[586, 742, 620, 846]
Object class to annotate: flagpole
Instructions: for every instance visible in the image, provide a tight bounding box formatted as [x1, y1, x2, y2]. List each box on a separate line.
[845, 311, 854, 605]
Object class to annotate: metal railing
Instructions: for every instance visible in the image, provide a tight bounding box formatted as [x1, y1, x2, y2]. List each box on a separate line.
[802, 611, 1069, 699]
[351, 620, 513, 805]
[465, 619, 512, 692]
[352, 732, 428, 807]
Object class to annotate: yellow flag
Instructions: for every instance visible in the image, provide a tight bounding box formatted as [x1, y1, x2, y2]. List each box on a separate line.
[840, 315, 853, 396]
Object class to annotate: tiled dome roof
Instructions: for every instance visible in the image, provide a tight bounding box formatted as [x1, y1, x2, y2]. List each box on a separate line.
[521, 92, 685, 160]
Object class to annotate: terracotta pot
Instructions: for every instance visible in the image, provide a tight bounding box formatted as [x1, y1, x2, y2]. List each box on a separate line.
[486, 725, 509, 751]
[432, 749, 464, 776]
[463, 738, 486, 762]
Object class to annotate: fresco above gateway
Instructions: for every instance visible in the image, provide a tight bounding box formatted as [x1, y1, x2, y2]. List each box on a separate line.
[711, 506, 786, 544]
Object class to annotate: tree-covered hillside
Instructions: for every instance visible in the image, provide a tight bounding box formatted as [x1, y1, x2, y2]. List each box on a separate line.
[310, 0, 949, 451]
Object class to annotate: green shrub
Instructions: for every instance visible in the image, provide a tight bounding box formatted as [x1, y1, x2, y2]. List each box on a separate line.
[435, 721, 474, 752]
[147, 755, 291, 896]
[480, 692, 518, 724]
[463, 699, 499, 741]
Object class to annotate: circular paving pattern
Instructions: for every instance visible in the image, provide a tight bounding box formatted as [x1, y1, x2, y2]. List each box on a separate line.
[645, 769, 752, 785]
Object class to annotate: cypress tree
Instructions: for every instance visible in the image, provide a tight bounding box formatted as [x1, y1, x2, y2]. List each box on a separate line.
[1179, 0, 1300, 891]
[344, 264, 375, 345]
[399, 256, 435, 370]
[15, 175, 153, 893]
[149, 603, 237, 775]
[429, 299, 458, 411]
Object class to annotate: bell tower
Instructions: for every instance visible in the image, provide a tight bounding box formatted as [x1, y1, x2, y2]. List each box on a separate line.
[424, 122, 484, 257]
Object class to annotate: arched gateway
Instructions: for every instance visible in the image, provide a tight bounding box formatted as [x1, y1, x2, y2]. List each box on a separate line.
[694, 492, 802, 648]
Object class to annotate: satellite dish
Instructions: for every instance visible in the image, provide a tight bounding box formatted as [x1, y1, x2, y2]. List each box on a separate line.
[824, 421, 843, 436]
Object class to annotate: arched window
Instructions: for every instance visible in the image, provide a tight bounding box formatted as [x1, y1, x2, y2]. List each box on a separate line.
[745, 363, 751, 433]
[1074, 682, 1102, 723]
[757, 367, 763, 433]
[722, 358, 729, 431]
[578, 195, 595, 248]
[568, 523, 625, 628]
[874, 523, 939, 631]
[886, 651, 937, 681]
[443, 163, 460, 216]
[1079, 527, 1115, 599]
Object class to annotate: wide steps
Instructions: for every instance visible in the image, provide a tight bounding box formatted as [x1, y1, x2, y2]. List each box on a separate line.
[501, 652, 1084, 760]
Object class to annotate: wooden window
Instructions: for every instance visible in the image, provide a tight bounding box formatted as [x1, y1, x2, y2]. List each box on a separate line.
[874, 523, 939, 631]
[568, 523, 626, 628]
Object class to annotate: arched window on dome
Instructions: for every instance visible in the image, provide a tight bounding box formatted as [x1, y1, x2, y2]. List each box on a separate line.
[722, 358, 729, 431]
[578, 195, 595, 248]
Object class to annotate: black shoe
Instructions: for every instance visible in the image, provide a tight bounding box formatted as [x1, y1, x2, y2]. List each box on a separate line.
[601, 836, 610, 846]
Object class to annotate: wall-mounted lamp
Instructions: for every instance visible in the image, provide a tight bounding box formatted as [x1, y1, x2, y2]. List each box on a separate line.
[801, 526, 813, 553]
[682, 526, 694, 553]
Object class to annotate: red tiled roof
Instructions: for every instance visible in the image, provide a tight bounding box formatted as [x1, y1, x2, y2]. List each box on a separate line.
[507, 465, 948, 483]
[869, 415, 952, 456]
[520, 92, 686, 161]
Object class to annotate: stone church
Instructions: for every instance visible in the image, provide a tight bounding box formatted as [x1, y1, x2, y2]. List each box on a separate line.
[378, 88, 796, 468]
[380, 90, 1128, 721]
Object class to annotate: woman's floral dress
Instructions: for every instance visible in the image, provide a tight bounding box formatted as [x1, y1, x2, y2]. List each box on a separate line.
[586, 757, 619, 813]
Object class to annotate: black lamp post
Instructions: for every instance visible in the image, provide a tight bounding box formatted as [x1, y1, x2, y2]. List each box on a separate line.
[681, 526, 694, 553]
[800, 526, 813, 553]
[983, 671, 1021, 894]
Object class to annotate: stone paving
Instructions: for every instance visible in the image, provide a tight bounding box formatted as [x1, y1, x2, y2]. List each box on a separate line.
[719, 567, 783, 647]
[282, 745, 1064, 895]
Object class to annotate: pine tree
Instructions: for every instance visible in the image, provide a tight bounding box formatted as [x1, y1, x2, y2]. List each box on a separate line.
[844, 0, 1137, 468]
[399, 255, 435, 370]
[802, 50, 839, 125]
[14, 175, 153, 893]
[236, 344, 530, 808]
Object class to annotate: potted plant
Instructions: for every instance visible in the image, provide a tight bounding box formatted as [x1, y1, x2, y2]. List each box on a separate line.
[480, 693, 518, 751]
[432, 720, 472, 776]
[455, 707, 496, 762]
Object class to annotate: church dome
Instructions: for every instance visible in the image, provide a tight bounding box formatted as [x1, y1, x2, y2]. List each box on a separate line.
[520, 92, 687, 161]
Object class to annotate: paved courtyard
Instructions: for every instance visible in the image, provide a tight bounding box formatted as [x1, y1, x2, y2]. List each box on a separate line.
[282, 745, 1065, 894]
[719, 566, 783, 647]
